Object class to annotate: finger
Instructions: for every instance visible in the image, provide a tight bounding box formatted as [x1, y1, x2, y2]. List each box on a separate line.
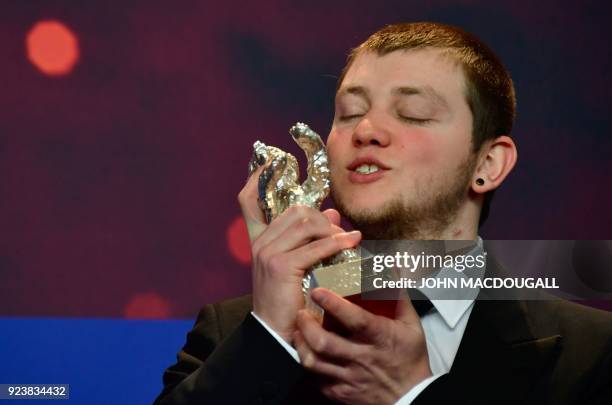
[310, 288, 378, 336]
[394, 290, 419, 324]
[293, 330, 350, 381]
[238, 164, 267, 242]
[321, 209, 341, 226]
[258, 213, 351, 258]
[296, 309, 363, 360]
[256, 206, 334, 249]
[281, 231, 361, 271]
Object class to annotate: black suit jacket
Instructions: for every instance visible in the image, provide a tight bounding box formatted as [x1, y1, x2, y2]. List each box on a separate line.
[154, 288, 612, 404]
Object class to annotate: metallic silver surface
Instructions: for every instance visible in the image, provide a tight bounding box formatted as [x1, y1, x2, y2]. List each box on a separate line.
[248, 123, 360, 313]
[248, 123, 330, 222]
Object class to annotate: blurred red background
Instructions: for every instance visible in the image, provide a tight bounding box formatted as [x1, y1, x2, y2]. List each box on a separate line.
[1, 0, 611, 318]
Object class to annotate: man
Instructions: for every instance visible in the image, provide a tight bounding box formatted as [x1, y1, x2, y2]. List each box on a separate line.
[154, 23, 612, 404]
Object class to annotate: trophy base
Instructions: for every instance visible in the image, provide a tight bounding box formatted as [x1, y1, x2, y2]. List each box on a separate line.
[306, 256, 400, 335]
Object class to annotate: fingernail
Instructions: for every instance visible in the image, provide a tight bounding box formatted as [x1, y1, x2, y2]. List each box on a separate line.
[347, 230, 361, 242]
[311, 288, 326, 304]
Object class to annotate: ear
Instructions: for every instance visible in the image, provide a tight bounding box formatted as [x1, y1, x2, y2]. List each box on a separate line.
[471, 135, 517, 194]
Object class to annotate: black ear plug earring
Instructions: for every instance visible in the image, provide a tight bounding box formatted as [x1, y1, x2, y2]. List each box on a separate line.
[475, 178, 485, 186]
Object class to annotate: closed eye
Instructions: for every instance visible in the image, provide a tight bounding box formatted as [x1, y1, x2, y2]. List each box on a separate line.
[338, 114, 364, 122]
[398, 115, 433, 125]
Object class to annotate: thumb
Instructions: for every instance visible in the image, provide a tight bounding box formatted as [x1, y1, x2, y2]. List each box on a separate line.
[322, 208, 341, 226]
[238, 164, 267, 242]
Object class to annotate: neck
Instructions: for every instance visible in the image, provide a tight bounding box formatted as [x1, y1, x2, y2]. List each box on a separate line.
[430, 198, 480, 240]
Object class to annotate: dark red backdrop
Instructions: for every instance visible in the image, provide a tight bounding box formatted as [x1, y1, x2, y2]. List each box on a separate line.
[1, 0, 611, 318]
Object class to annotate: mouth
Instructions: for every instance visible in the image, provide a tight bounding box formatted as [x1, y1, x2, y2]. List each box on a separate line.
[346, 157, 389, 183]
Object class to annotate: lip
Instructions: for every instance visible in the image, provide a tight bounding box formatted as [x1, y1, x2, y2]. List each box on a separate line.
[348, 169, 386, 184]
[347, 156, 390, 171]
[346, 156, 390, 184]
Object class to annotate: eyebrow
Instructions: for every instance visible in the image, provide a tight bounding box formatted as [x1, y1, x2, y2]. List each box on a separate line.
[336, 86, 369, 101]
[394, 86, 449, 109]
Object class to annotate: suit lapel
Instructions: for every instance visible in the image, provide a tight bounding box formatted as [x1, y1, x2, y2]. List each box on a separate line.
[446, 277, 563, 402]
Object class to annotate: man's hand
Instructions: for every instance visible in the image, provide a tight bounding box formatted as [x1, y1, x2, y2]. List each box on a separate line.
[293, 288, 432, 405]
[238, 167, 361, 344]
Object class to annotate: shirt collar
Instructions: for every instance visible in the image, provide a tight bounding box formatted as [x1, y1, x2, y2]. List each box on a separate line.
[417, 237, 484, 328]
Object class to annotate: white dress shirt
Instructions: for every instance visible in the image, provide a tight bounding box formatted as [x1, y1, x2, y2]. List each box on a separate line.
[252, 238, 484, 404]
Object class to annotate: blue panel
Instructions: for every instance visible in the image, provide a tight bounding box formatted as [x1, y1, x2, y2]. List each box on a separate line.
[0, 318, 193, 405]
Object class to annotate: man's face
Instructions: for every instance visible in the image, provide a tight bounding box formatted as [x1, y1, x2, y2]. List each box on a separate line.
[327, 48, 477, 239]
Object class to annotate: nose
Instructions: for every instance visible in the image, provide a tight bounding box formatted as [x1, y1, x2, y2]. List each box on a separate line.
[351, 117, 391, 148]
